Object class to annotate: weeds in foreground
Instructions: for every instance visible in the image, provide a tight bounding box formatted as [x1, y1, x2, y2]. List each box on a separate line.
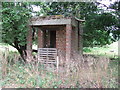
[0, 51, 119, 88]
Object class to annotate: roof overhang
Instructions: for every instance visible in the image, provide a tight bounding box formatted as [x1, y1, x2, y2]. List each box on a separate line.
[29, 15, 85, 27]
[29, 19, 71, 26]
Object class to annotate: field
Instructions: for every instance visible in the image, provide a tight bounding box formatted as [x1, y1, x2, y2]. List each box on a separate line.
[0, 42, 119, 88]
[83, 41, 118, 58]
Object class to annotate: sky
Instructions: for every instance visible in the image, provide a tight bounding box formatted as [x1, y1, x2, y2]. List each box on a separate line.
[99, 0, 118, 6]
[98, 0, 118, 10]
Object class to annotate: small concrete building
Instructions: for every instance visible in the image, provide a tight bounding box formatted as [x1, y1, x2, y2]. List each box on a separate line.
[27, 15, 84, 65]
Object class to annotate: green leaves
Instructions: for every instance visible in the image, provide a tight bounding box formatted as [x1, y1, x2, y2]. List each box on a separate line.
[43, 2, 118, 47]
[2, 2, 119, 49]
[2, 2, 31, 47]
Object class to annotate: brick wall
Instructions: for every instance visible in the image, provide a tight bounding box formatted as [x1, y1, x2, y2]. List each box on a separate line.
[37, 25, 81, 65]
[26, 27, 33, 62]
[56, 27, 66, 65]
[38, 28, 44, 48]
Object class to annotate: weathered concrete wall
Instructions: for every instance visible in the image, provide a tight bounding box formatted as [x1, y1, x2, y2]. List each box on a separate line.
[79, 23, 83, 54]
[71, 26, 78, 56]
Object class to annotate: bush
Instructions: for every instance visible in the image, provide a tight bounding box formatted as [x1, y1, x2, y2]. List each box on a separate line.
[83, 47, 92, 53]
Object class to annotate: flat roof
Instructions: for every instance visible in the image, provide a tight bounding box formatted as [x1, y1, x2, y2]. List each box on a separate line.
[29, 15, 84, 26]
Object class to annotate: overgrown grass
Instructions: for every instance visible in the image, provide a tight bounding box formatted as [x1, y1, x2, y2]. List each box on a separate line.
[0, 50, 119, 88]
[83, 41, 118, 58]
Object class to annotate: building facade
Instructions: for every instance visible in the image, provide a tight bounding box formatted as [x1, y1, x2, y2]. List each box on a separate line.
[27, 15, 84, 65]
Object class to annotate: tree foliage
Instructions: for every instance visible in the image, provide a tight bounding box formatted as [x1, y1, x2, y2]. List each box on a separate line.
[40, 2, 119, 47]
[2, 2, 32, 60]
[1, 2, 120, 60]
[109, 1, 120, 41]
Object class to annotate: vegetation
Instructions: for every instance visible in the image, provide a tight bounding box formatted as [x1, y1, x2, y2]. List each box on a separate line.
[83, 41, 118, 58]
[0, 49, 118, 88]
[1, 1, 120, 60]
[0, 41, 119, 88]
[2, 2, 32, 61]
[44, 2, 119, 46]
[0, 1, 119, 88]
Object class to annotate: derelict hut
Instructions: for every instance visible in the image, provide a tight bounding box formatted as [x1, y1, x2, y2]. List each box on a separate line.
[27, 15, 84, 65]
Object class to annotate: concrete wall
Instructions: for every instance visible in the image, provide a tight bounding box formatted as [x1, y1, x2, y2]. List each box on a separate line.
[71, 26, 79, 56]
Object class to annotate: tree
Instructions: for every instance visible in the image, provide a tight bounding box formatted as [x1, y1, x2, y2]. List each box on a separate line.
[41, 2, 118, 47]
[2, 2, 32, 61]
[109, 1, 120, 41]
[1, 2, 119, 61]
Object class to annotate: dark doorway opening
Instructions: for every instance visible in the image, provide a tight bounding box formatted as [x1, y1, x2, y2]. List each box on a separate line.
[43, 30, 56, 48]
[50, 31, 56, 48]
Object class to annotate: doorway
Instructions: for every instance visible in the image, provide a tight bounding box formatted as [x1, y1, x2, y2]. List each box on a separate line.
[50, 31, 56, 48]
[43, 30, 56, 48]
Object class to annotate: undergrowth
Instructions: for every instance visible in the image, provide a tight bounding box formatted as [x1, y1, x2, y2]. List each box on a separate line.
[0, 51, 119, 88]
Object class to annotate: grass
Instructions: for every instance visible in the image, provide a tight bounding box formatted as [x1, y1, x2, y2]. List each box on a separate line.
[0, 50, 119, 88]
[0, 41, 119, 88]
[83, 41, 118, 58]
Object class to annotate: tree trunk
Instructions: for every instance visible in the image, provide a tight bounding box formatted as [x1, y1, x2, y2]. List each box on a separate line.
[16, 46, 27, 62]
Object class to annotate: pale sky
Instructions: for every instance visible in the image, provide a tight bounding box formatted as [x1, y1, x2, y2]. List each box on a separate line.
[99, 0, 118, 6]
[98, 0, 118, 9]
